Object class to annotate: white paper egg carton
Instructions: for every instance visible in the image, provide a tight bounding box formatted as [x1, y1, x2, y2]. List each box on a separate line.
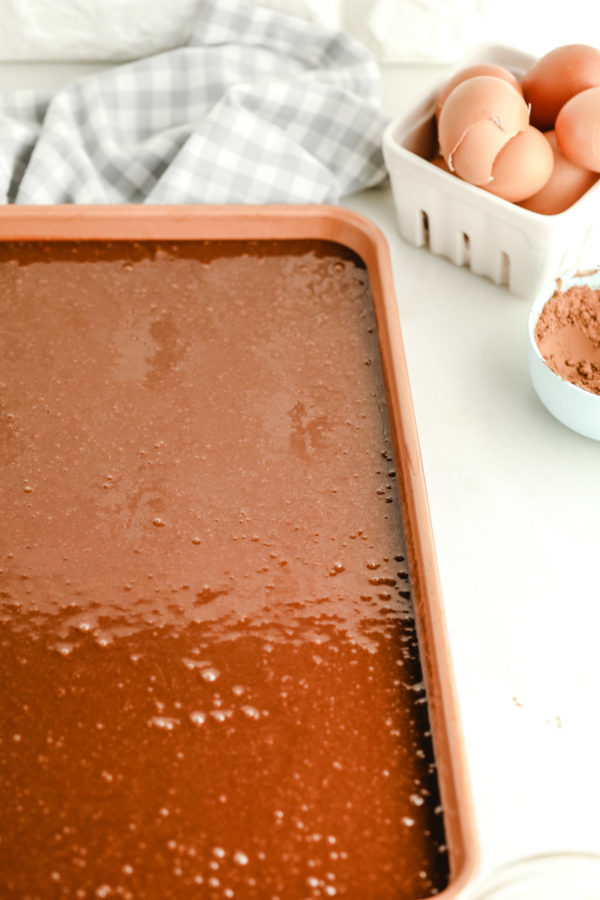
[382, 43, 600, 299]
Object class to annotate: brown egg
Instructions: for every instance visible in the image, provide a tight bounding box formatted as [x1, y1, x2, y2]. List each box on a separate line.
[451, 117, 514, 185]
[429, 155, 452, 173]
[438, 76, 530, 185]
[483, 125, 553, 202]
[522, 43, 600, 130]
[519, 131, 599, 214]
[555, 86, 600, 171]
[435, 64, 523, 120]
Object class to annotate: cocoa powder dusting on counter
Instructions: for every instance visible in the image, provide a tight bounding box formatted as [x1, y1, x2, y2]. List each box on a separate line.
[535, 280, 600, 394]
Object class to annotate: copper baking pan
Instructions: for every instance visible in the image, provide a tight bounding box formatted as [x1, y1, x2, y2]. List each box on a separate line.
[0, 204, 478, 898]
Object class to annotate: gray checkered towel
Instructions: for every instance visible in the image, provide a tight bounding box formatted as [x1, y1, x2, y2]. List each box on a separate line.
[0, 0, 389, 204]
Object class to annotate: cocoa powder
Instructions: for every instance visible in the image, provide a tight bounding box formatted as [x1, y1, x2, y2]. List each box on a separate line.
[534, 280, 600, 394]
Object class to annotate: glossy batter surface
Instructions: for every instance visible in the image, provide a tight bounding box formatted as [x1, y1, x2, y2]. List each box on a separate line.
[0, 240, 448, 899]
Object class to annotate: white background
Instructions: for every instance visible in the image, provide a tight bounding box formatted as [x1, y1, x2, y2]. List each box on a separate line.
[3, 0, 600, 62]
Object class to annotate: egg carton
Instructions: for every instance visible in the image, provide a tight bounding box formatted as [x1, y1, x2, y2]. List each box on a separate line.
[382, 43, 600, 299]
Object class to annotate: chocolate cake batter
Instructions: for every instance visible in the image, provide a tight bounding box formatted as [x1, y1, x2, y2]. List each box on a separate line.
[0, 240, 448, 898]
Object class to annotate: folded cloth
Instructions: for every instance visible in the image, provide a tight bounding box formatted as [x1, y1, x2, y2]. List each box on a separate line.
[0, 0, 389, 204]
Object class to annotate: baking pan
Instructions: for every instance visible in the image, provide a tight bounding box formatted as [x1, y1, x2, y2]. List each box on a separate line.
[0, 205, 477, 898]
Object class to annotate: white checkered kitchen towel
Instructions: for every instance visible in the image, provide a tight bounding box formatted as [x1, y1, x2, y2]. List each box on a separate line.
[0, 0, 389, 204]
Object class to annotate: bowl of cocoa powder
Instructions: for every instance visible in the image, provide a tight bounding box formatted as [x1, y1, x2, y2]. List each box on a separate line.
[528, 265, 600, 440]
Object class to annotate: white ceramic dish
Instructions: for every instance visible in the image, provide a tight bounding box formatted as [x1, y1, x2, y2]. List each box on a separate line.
[382, 43, 600, 299]
[528, 264, 600, 440]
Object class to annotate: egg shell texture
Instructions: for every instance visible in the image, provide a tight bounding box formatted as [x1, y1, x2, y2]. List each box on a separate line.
[435, 64, 523, 121]
[519, 131, 599, 215]
[484, 125, 554, 203]
[555, 86, 600, 172]
[450, 117, 512, 185]
[438, 75, 530, 164]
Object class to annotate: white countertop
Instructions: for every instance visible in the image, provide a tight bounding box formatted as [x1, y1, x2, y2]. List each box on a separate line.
[1, 57, 599, 896]
[354, 64, 600, 889]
